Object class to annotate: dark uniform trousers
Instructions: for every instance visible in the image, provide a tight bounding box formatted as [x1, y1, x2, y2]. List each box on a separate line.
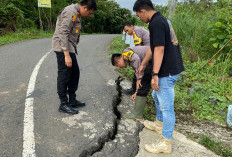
[136, 60, 152, 97]
[55, 52, 80, 102]
[132, 74, 137, 92]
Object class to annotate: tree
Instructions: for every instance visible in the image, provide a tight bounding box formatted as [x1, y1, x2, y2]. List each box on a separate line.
[0, 0, 135, 34]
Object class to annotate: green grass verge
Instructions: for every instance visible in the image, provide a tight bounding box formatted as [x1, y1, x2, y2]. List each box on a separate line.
[187, 133, 232, 157]
[0, 29, 107, 46]
[199, 135, 232, 157]
[0, 29, 54, 46]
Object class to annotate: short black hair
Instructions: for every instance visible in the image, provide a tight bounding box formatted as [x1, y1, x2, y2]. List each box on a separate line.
[123, 21, 134, 28]
[80, 0, 97, 10]
[111, 53, 122, 66]
[133, 0, 154, 12]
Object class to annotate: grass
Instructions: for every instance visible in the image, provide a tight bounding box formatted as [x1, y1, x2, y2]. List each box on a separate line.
[175, 56, 232, 124]
[0, 29, 106, 46]
[0, 29, 54, 46]
[186, 133, 232, 157]
[199, 135, 232, 157]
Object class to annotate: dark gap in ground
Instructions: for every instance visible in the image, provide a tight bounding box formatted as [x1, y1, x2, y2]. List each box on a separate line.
[111, 76, 122, 140]
[79, 76, 123, 157]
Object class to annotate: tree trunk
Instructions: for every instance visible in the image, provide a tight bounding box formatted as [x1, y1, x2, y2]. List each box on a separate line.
[38, 7, 43, 30]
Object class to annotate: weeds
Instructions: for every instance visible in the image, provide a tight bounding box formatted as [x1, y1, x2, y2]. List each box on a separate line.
[0, 29, 54, 46]
[199, 135, 232, 157]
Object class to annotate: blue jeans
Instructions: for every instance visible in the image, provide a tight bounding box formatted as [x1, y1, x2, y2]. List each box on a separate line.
[152, 74, 179, 139]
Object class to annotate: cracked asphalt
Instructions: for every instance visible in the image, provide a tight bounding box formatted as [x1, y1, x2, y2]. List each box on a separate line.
[0, 35, 143, 157]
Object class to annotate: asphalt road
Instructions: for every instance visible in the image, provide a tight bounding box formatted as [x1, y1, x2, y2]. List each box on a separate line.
[0, 34, 139, 157]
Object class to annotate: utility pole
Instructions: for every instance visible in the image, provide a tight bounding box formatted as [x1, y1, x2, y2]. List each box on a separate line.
[38, 0, 52, 31]
[168, 0, 177, 20]
[38, 7, 43, 30]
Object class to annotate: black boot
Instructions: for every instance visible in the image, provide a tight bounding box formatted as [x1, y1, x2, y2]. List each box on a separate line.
[123, 75, 136, 95]
[122, 87, 136, 95]
[59, 98, 78, 114]
[69, 94, 85, 108]
[69, 99, 85, 108]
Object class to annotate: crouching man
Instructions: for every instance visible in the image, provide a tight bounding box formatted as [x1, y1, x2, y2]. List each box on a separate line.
[111, 46, 152, 120]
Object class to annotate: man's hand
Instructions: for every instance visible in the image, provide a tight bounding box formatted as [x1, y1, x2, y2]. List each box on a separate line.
[64, 51, 72, 68]
[131, 93, 136, 100]
[136, 65, 146, 75]
[65, 55, 72, 68]
[151, 76, 159, 91]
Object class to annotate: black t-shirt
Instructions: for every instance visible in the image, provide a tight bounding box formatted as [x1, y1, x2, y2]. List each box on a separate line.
[149, 12, 184, 77]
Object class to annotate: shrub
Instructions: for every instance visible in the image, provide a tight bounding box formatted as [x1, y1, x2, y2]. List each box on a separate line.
[0, 3, 24, 34]
[208, 0, 232, 54]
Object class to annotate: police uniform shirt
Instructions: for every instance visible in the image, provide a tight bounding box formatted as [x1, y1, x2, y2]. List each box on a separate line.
[52, 4, 81, 53]
[122, 46, 149, 79]
[133, 26, 150, 46]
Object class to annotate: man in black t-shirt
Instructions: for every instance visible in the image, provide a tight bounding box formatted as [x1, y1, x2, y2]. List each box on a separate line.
[133, 0, 185, 154]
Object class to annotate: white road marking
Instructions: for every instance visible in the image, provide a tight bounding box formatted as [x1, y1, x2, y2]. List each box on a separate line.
[22, 50, 51, 157]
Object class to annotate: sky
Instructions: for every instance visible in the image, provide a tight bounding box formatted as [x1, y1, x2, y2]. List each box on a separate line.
[113, 0, 170, 12]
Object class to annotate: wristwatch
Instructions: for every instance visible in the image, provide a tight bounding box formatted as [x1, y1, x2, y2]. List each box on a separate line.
[151, 71, 158, 76]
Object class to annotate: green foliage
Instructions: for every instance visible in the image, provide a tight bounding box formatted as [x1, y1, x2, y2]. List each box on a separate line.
[109, 36, 128, 52]
[154, 4, 168, 17]
[144, 90, 156, 121]
[208, 0, 232, 53]
[0, 3, 24, 34]
[172, 1, 215, 60]
[0, 29, 53, 46]
[199, 135, 232, 157]
[82, 0, 135, 33]
[0, 0, 134, 34]
[175, 55, 232, 123]
[133, 4, 168, 29]
[172, 0, 232, 60]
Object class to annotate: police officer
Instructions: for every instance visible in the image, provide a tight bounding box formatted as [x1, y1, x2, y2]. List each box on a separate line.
[111, 46, 152, 120]
[52, 0, 97, 114]
[123, 22, 150, 46]
[122, 22, 150, 95]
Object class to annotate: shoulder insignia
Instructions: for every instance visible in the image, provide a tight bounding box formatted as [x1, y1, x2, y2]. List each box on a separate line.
[122, 50, 134, 61]
[72, 14, 77, 21]
[133, 31, 142, 45]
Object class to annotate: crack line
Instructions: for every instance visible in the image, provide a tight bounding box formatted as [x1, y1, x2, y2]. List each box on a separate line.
[79, 76, 123, 157]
